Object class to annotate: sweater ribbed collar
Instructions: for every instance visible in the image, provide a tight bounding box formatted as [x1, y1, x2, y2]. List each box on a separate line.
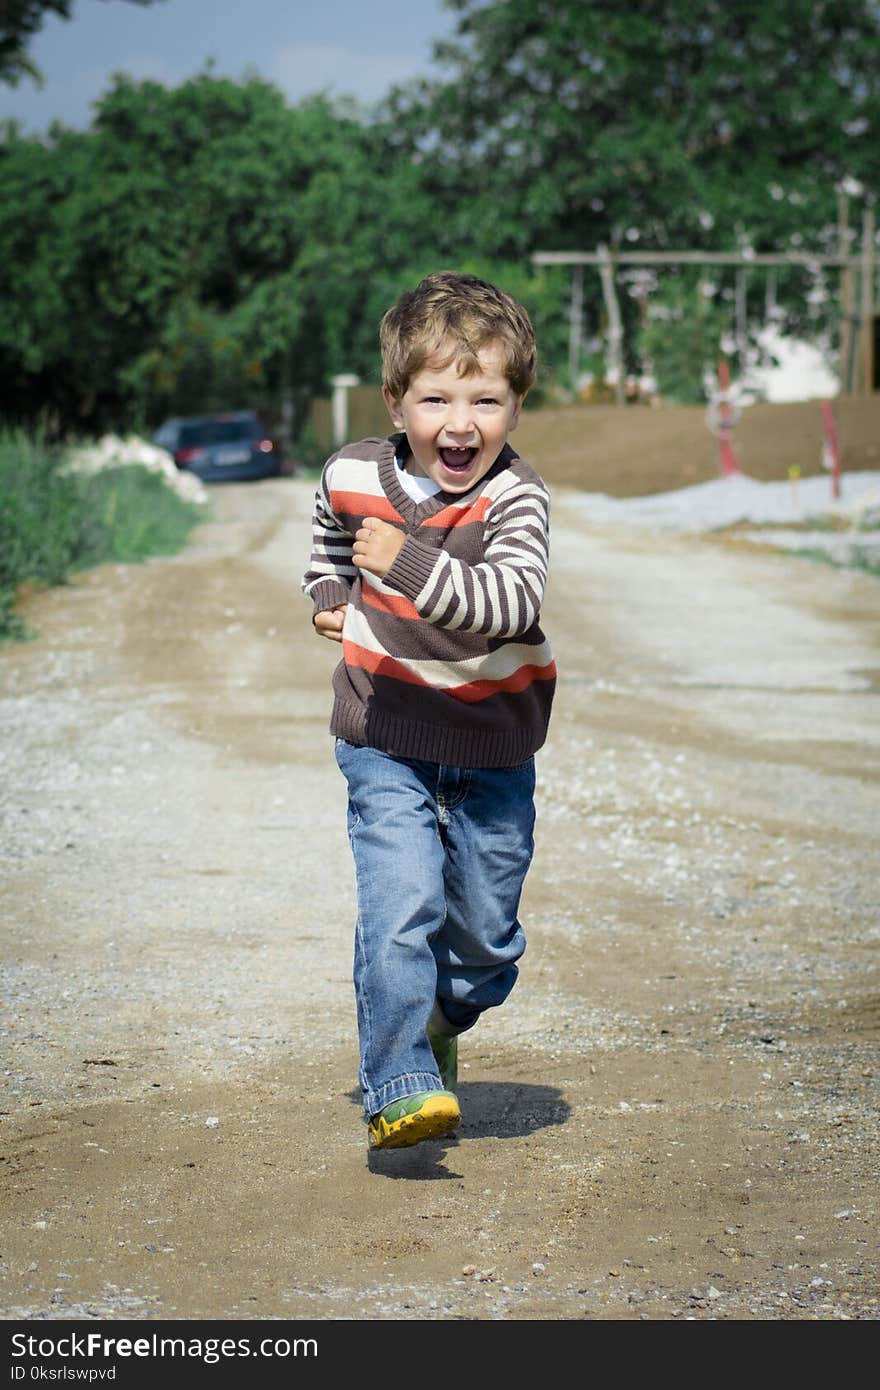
[380, 432, 517, 524]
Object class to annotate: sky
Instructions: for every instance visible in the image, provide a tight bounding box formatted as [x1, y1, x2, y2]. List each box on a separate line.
[0, 0, 458, 132]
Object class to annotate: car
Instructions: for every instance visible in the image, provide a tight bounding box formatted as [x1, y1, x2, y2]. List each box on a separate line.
[153, 411, 283, 482]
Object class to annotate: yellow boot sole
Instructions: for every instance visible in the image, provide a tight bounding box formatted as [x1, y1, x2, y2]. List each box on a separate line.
[368, 1092, 461, 1150]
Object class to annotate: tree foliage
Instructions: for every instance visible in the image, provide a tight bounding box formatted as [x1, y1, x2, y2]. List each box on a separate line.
[639, 272, 732, 403]
[379, 0, 879, 395]
[1, 1, 878, 434]
[0, 65, 566, 434]
[399, 0, 880, 257]
[0, 75, 410, 429]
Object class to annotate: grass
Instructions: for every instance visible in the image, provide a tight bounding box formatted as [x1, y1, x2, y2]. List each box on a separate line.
[788, 498, 880, 577]
[789, 546, 880, 578]
[0, 430, 204, 640]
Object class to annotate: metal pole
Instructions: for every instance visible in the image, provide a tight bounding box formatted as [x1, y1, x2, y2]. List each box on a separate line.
[330, 374, 360, 449]
[715, 358, 741, 477]
[533, 250, 861, 268]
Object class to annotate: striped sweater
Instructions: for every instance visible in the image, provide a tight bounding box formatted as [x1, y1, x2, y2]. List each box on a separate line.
[302, 434, 556, 768]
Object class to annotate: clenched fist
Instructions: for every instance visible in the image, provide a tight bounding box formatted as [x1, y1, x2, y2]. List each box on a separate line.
[313, 602, 348, 642]
[352, 516, 405, 579]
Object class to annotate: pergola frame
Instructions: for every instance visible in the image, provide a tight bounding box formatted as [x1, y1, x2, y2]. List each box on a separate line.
[532, 207, 876, 402]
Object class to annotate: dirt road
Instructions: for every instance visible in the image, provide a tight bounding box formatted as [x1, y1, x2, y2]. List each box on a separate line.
[1, 477, 878, 1321]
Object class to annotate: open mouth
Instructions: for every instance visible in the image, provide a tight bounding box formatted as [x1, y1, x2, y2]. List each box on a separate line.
[438, 447, 477, 474]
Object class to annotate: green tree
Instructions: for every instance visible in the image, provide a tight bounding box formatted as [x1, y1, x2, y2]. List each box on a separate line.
[639, 272, 731, 403]
[399, 0, 880, 255]
[383, 0, 880, 388]
[0, 73, 440, 433]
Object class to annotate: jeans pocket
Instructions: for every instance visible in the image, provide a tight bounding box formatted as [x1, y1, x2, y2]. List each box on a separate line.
[506, 756, 536, 777]
[333, 736, 352, 778]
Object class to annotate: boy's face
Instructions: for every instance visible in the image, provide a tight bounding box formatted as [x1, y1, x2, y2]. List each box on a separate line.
[383, 340, 524, 494]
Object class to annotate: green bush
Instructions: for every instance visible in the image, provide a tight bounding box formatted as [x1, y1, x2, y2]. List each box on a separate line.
[76, 464, 203, 563]
[640, 279, 731, 405]
[0, 430, 202, 639]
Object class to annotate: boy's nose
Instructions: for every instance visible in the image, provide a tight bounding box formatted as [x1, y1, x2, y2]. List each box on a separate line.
[446, 405, 476, 437]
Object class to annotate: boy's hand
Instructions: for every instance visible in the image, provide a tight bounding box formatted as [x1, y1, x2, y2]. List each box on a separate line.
[314, 603, 348, 642]
[352, 517, 405, 579]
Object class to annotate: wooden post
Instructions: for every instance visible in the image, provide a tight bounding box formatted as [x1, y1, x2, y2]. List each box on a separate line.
[838, 191, 854, 393]
[861, 204, 875, 395]
[598, 244, 625, 405]
[820, 400, 842, 501]
[568, 264, 584, 395]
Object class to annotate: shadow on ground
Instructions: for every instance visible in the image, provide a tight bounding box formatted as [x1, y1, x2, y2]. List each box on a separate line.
[354, 1082, 571, 1179]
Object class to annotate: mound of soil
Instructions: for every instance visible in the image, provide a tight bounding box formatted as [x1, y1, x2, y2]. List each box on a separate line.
[309, 389, 880, 500]
[516, 395, 880, 497]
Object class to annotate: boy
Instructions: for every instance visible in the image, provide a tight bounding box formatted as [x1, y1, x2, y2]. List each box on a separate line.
[302, 271, 555, 1150]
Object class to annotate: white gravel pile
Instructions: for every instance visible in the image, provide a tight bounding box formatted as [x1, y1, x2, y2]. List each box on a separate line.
[562, 470, 880, 533]
[64, 433, 208, 505]
[561, 470, 880, 565]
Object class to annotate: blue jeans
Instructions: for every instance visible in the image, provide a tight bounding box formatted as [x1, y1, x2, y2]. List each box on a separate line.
[334, 738, 536, 1119]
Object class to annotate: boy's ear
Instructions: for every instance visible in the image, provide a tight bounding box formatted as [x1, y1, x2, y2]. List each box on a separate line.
[382, 386, 405, 430]
[509, 392, 526, 431]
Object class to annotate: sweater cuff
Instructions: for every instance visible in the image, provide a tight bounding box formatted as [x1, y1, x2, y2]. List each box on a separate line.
[384, 536, 442, 600]
[308, 577, 350, 620]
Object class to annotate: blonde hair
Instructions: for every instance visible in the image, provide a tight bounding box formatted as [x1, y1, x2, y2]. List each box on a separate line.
[380, 271, 537, 399]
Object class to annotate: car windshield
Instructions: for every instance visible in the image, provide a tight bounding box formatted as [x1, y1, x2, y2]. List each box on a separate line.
[179, 419, 257, 446]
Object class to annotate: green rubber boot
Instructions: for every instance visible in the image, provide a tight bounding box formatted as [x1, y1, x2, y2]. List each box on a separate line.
[427, 1024, 458, 1093]
[368, 1090, 460, 1150]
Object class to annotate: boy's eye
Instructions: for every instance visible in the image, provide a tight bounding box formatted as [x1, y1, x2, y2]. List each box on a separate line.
[418, 394, 502, 406]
